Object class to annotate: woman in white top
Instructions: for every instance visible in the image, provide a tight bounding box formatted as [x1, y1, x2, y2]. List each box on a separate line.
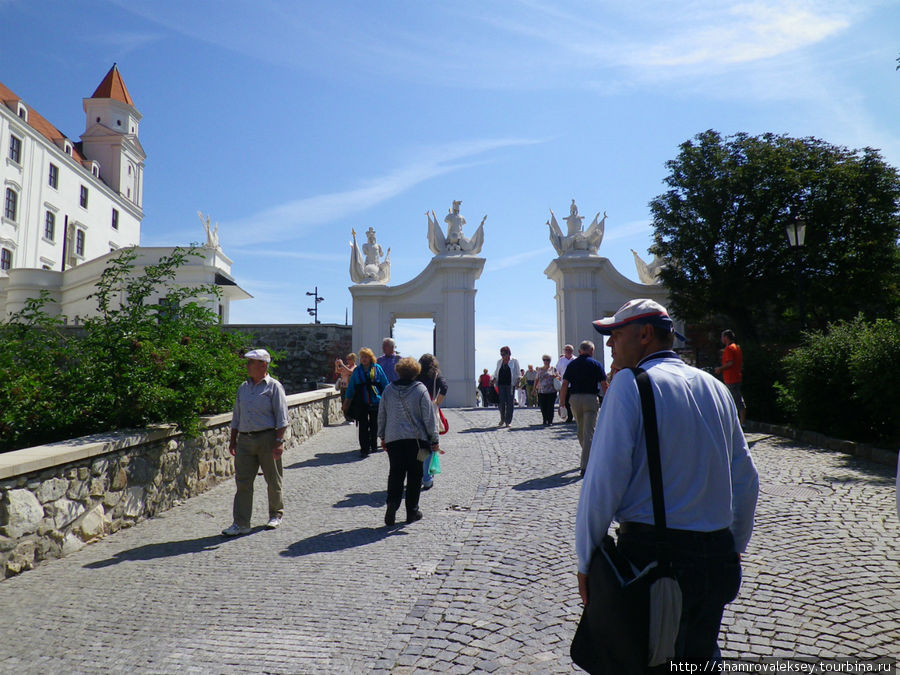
[492, 346, 521, 428]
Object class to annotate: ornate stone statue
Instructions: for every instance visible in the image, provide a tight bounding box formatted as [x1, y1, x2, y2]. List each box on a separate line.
[350, 227, 391, 284]
[547, 200, 605, 255]
[631, 249, 667, 285]
[197, 211, 220, 250]
[427, 200, 485, 255]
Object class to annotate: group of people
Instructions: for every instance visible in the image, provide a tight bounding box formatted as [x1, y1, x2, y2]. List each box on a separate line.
[220, 298, 757, 667]
[336, 338, 448, 522]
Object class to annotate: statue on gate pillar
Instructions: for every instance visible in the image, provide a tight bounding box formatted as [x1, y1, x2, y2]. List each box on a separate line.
[427, 200, 485, 255]
[631, 249, 667, 285]
[350, 227, 391, 284]
[547, 199, 606, 256]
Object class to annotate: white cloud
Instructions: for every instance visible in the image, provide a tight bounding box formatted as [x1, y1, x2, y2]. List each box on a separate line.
[220, 138, 545, 246]
[485, 247, 547, 272]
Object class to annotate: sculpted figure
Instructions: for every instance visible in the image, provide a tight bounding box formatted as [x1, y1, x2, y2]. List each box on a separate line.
[631, 249, 667, 285]
[350, 227, 391, 284]
[427, 200, 485, 255]
[547, 200, 605, 255]
[197, 211, 220, 250]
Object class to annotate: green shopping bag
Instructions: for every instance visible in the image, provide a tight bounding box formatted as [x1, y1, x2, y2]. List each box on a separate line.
[428, 451, 442, 475]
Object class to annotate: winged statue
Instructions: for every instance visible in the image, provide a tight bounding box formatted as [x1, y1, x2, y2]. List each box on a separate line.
[350, 227, 391, 284]
[427, 200, 485, 255]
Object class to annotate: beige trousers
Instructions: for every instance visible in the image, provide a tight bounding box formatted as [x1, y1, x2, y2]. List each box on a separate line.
[233, 429, 284, 527]
[568, 393, 600, 472]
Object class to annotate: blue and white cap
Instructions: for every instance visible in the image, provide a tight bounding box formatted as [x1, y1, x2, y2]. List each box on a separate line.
[592, 299, 685, 341]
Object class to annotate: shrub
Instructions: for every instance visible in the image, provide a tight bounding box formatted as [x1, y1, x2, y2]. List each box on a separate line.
[778, 315, 900, 446]
[0, 247, 250, 452]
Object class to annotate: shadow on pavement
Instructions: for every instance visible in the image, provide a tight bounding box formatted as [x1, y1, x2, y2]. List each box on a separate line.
[458, 426, 503, 434]
[83, 533, 231, 568]
[286, 448, 359, 469]
[512, 468, 581, 491]
[280, 526, 407, 557]
[333, 490, 387, 508]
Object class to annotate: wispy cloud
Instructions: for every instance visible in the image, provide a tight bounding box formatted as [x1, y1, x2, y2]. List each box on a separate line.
[220, 138, 545, 246]
[229, 249, 344, 262]
[485, 247, 547, 272]
[89, 30, 165, 56]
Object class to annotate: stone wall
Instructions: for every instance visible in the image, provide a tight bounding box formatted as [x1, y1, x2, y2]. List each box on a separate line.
[225, 324, 352, 394]
[0, 389, 341, 580]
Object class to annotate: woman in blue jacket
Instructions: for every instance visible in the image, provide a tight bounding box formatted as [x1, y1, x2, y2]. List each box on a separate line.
[343, 347, 389, 457]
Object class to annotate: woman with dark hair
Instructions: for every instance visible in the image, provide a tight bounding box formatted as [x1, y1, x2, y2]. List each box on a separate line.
[533, 354, 559, 426]
[343, 347, 389, 458]
[377, 357, 441, 525]
[416, 353, 448, 491]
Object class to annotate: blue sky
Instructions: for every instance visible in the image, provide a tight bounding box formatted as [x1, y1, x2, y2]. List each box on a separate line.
[2, 1, 898, 375]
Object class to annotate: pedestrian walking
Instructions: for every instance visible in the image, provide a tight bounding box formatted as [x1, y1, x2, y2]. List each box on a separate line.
[516, 369, 528, 407]
[576, 299, 759, 665]
[492, 346, 520, 427]
[556, 344, 575, 422]
[524, 364, 537, 407]
[378, 357, 441, 526]
[478, 369, 492, 407]
[377, 337, 401, 384]
[222, 349, 289, 536]
[715, 329, 746, 426]
[558, 340, 608, 476]
[416, 353, 448, 491]
[343, 348, 389, 457]
[533, 355, 559, 425]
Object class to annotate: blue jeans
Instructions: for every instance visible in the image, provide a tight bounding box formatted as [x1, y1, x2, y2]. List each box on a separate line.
[617, 525, 741, 665]
[421, 450, 434, 487]
[497, 385, 514, 424]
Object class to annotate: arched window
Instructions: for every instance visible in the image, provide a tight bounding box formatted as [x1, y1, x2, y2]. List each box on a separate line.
[4, 188, 17, 221]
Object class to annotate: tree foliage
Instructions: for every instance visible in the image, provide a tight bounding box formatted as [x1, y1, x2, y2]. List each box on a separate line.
[650, 130, 900, 344]
[777, 316, 900, 446]
[0, 247, 249, 452]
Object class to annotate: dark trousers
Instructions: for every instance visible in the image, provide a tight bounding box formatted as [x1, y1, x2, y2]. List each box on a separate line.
[385, 439, 424, 514]
[538, 392, 556, 424]
[358, 406, 378, 454]
[479, 385, 492, 407]
[617, 525, 742, 665]
[563, 391, 573, 421]
[497, 384, 514, 424]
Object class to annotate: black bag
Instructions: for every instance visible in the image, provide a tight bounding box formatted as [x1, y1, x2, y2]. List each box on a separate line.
[346, 385, 367, 421]
[570, 368, 680, 674]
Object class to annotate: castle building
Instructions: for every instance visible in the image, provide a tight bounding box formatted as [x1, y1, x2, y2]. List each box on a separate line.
[0, 65, 248, 322]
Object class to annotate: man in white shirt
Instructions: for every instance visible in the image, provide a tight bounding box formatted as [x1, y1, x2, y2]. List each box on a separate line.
[555, 344, 575, 422]
[575, 299, 759, 665]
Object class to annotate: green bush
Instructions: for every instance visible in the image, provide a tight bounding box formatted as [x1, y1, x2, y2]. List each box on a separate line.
[0, 247, 250, 453]
[778, 315, 900, 446]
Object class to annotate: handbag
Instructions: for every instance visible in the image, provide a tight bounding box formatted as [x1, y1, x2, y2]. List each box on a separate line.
[570, 368, 682, 673]
[346, 380, 367, 422]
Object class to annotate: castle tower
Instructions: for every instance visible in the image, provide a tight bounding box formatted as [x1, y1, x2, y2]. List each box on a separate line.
[80, 64, 145, 210]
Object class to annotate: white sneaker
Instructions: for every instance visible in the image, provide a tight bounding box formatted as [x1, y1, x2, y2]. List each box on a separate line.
[265, 516, 282, 530]
[222, 523, 251, 536]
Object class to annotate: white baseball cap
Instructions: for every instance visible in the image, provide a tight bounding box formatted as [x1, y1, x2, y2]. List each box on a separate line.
[592, 299, 685, 341]
[243, 348, 271, 363]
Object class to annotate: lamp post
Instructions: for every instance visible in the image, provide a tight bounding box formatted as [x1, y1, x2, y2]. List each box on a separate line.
[785, 218, 808, 329]
[306, 287, 324, 324]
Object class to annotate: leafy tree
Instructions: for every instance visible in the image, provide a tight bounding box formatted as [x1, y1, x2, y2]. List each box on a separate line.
[0, 247, 249, 452]
[649, 130, 900, 345]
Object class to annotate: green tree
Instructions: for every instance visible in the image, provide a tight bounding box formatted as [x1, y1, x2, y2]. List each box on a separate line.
[649, 130, 900, 344]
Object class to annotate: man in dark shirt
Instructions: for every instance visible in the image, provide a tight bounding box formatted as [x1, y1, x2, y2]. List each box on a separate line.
[558, 340, 608, 476]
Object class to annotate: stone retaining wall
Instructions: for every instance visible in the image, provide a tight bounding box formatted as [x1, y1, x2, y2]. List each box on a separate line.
[224, 324, 352, 394]
[0, 388, 341, 580]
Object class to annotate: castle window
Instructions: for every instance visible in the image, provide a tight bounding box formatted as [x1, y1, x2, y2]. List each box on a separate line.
[45, 211, 56, 241]
[8, 135, 21, 163]
[48, 163, 58, 188]
[0, 248, 11, 271]
[75, 229, 85, 257]
[80, 185, 89, 208]
[17, 105, 27, 121]
[4, 188, 17, 221]
[96, 117, 101, 123]
[112, 208, 119, 230]
[64, 141, 72, 155]
[92, 164, 99, 177]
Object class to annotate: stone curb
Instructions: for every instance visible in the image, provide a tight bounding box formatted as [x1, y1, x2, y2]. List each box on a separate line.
[745, 420, 898, 467]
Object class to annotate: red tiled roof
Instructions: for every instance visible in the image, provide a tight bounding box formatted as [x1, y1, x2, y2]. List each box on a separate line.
[90, 64, 134, 106]
[0, 80, 86, 162]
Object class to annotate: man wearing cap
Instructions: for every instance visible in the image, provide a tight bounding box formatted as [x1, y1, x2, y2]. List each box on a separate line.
[222, 348, 289, 536]
[575, 299, 758, 664]
[555, 344, 576, 422]
[558, 340, 608, 477]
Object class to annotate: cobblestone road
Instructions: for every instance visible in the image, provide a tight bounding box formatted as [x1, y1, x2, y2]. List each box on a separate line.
[0, 408, 897, 673]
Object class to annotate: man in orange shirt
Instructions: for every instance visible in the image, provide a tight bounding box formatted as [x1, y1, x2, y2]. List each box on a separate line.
[715, 329, 746, 425]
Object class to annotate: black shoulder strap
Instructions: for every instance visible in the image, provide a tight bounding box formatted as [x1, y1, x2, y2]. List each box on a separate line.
[631, 367, 668, 536]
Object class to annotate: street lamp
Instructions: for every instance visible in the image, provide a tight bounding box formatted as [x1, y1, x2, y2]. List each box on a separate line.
[306, 286, 324, 324]
[785, 218, 808, 329]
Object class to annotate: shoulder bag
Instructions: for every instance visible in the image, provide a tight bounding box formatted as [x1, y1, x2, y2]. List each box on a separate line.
[570, 367, 682, 673]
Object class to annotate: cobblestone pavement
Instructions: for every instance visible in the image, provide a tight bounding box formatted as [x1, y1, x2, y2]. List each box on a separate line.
[0, 408, 898, 673]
